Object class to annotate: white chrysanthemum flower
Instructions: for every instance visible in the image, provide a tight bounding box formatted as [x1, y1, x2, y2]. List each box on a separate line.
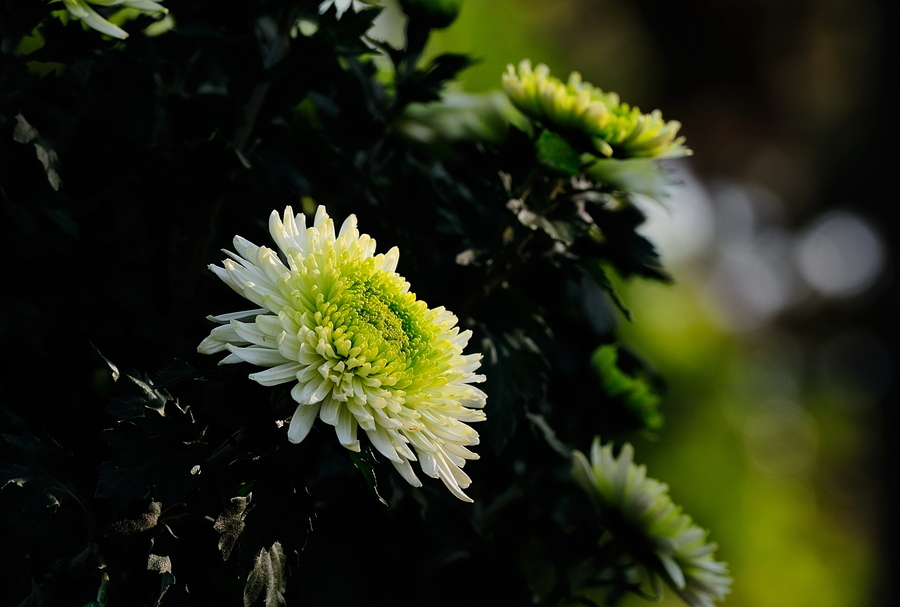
[572, 437, 732, 607]
[199, 206, 487, 502]
[60, 0, 167, 40]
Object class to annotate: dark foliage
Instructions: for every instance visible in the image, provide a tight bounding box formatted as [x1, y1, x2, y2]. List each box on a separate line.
[1, 2, 674, 605]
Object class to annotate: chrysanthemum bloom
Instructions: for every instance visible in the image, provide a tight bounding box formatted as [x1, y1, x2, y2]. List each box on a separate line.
[572, 438, 731, 607]
[502, 59, 690, 159]
[60, 0, 167, 40]
[199, 207, 487, 501]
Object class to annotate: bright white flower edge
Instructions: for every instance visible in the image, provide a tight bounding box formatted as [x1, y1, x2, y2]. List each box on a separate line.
[60, 0, 167, 40]
[572, 438, 732, 607]
[199, 206, 487, 502]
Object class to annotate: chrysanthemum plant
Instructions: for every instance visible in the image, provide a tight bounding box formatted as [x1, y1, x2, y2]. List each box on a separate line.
[0, 1, 729, 606]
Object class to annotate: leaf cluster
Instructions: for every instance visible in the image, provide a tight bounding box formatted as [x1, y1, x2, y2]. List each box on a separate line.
[2, 1, 675, 605]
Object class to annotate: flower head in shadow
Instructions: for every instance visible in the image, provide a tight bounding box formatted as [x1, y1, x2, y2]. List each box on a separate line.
[572, 437, 731, 607]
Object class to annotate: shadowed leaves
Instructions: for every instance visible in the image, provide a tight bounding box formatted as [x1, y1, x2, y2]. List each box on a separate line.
[216, 495, 252, 561]
[0, 432, 82, 512]
[244, 542, 287, 607]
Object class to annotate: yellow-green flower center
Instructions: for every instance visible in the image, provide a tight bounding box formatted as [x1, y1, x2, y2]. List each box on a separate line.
[353, 283, 413, 354]
[281, 249, 448, 395]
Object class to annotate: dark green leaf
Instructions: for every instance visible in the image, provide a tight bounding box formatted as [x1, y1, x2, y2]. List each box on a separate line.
[105, 366, 185, 420]
[0, 432, 81, 512]
[478, 324, 548, 453]
[96, 422, 202, 503]
[153, 360, 204, 388]
[536, 130, 581, 176]
[525, 412, 570, 458]
[582, 260, 632, 321]
[396, 53, 477, 107]
[348, 448, 388, 506]
[420, 53, 477, 89]
[586, 203, 671, 282]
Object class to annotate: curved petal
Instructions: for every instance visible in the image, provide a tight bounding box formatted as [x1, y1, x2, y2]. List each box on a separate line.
[287, 401, 321, 444]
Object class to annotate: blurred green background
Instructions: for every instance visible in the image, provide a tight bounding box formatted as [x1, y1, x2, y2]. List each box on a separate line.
[393, 0, 893, 605]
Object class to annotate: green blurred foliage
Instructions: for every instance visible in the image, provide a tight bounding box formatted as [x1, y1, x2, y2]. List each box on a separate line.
[425, 1, 885, 605]
[618, 278, 876, 607]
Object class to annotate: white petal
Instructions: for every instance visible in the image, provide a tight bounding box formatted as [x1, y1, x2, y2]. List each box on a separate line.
[313, 205, 329, 229]
[338, 214, 358, 236]
[63, 0, 129, 38]
[276, 331, 301, 360]
[335, 406, 359, 450]
[255, 247, 290, 283]
[259, 320, 288, 343]
[230, 320, 278, 347]
[658, 552, 686, 590]
[365, 426, 402, 463]
[391, 458, 423, 487]
[346, 400, 374, 425]
[443, 442, 479, 461]
[121, 0, 168, 12]
[248, 363, 303, 386]
[312, 374, 335, 400]
[319, 397, 341, 425]
[291, 376, 323, 405]
[269, 209, 289, 255]
[419, 452, 438, 479]
[379, 247, 400, 272]
[197, 324, 247, 354]
[209, 264, 242, 293]
[219, 352, 243, 365]
[232, 235, 260, 261]
[287, 401, 322, 444]
[225, 345, 290, 367]
[433, 457, 473, 502]
[207, 308, 268, 323]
